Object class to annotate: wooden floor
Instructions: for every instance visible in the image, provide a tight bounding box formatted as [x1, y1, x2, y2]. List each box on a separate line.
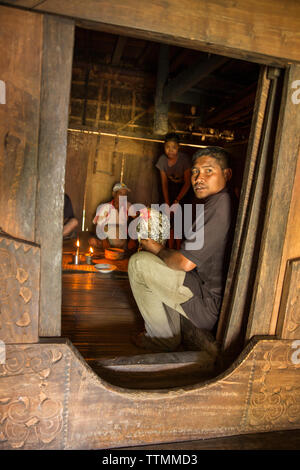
[61, 272, 144, 361]
[61, 234, 144, 361]
[61, 235, 219, 389]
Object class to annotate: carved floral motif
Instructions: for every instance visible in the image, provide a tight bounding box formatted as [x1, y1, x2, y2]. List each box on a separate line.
[0, 346, 65, 449]
[0, 347, 63, 378]
[248, 343, 300, 429]
[0, 395, 63, 448]
[0, 239, 39, 343]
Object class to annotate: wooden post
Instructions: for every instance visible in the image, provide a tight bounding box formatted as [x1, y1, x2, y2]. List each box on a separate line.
[218, 67, 283, 355]
[217, 67, 271, 351]
[36, 14, 74, 337]
[276, 258, 300, 339]
[246, 64, 300, 340]
[153, 44, 169, 135]
[0, 6, 42, 242]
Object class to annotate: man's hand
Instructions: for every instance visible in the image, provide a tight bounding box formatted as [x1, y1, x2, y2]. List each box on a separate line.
[140, 238, 164, 255]
[140, 238, 196, 272]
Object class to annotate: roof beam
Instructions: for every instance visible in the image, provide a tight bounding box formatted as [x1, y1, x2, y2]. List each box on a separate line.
[111, 35, 127, 66]
[163, 55, 228, 102]
[153, 44, 169, 135]
[169, 48, 190, 74]
[206, 82, 257, 126]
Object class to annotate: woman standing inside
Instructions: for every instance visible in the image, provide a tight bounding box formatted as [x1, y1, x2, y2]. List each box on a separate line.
[155, 133, 191, 249]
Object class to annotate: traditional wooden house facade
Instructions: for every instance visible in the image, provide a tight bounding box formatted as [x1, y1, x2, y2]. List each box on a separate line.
[0, 0, 300, 450]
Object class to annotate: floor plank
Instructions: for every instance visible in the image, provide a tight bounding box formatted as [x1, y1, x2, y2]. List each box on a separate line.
[61, 270, 145, 361]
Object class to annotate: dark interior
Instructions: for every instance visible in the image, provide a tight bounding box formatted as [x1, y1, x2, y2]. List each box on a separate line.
[61, 26, 260, 389]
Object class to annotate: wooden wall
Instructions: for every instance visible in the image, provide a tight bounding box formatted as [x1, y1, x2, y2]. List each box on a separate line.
[64, 131, 91, 232]
[65, 132, 196, 233]
[0, 7, 42, 242]
[0, 6, 74, 337]
[273, 149, 300, 337]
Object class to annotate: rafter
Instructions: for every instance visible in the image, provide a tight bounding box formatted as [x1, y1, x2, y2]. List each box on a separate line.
[163, 55, 228, 102]
[111, 35, 127, 66]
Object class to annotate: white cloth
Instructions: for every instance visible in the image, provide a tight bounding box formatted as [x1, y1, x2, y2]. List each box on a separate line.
[95, 200, 130, 240]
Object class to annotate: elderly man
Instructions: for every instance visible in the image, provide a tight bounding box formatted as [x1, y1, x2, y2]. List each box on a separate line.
[89, 182, 132, 250]
[129, 147, 235, 352]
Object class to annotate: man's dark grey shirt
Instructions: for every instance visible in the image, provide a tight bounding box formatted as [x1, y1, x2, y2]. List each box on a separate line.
[180, 187, 234, 330]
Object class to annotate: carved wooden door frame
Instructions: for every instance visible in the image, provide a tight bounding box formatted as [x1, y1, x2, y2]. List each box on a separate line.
[1, 4, 299, 360]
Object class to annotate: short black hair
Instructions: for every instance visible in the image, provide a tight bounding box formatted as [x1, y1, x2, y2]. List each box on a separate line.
[192, 146, 231, 169]
[164, 132, 180, 144]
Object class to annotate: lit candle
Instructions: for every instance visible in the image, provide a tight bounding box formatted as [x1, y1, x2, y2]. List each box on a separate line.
[74, 238, 80, 264]
[85, 246, 93, 265]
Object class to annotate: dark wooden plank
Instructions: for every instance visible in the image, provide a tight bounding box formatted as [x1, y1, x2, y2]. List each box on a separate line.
[61, 269, 144, 360]
[217, 67, 270, 351]
[271, 151, 300, 333]
[65, 131, 91, 231]
[206, 82, 257, 126]
[91, 361, 215, 389]
[153, 44, 169, 135]
[111, 35, 127, 66]
[0, 6, 42, 241]
[246, 64, 300, 340]
[2, 0, 39, 5]
[163, 55, 227, 102]
[7, 0, 300, 65]
[36, 14, 74, 336]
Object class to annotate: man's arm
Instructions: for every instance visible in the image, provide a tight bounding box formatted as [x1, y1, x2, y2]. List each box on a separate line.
[173, 168, 191, 204]
[140, 239, 196, 272]
[159, 170, 170, 206]
[63, 217, 78, 237]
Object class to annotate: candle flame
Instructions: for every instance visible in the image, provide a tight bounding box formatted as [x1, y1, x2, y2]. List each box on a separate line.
[76, 239, 80, 248]
[89, 247, 94, 254]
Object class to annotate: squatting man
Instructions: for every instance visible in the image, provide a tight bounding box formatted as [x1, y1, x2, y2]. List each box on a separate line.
[128, 146, 235, 352]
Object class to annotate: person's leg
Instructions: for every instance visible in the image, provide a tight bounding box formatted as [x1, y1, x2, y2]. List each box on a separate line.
[107, 224, 128, 249]
[63, 218, 78, 238]
[128, 251, 193, 351]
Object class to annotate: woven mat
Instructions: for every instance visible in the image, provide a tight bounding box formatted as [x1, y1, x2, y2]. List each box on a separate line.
[62, 263, 98, 273]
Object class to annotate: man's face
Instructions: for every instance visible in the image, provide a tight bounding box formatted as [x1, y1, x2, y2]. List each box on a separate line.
[191, 155, 231, 199]
[114, 188, 129, 206]
[116, 189, 128, 198]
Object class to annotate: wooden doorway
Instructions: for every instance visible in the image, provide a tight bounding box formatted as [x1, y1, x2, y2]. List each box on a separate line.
[60, 22, 289, 380]
[1, 2, 300, 450]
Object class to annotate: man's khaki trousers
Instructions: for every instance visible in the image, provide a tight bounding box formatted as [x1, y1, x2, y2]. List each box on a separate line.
[128, 251, 193, 351]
